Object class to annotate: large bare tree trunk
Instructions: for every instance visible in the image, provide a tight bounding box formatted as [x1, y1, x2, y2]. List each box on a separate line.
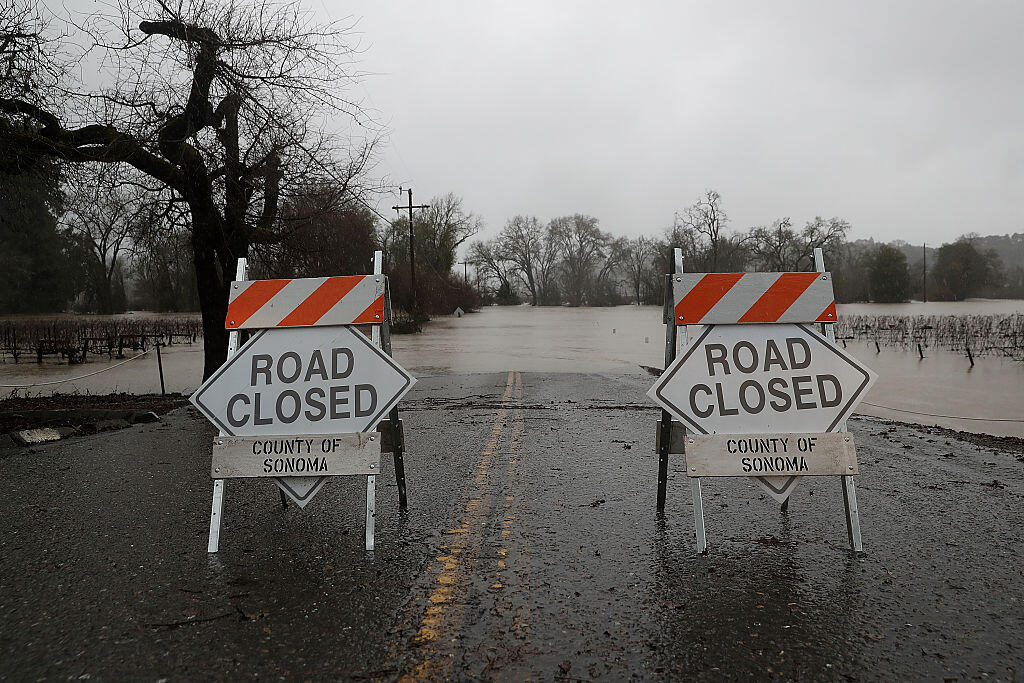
[190, 213, 232, 379]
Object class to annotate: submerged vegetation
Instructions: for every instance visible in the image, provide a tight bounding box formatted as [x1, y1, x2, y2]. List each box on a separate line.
[0, 316, 202, 364]
[836, 313, 1024, 359]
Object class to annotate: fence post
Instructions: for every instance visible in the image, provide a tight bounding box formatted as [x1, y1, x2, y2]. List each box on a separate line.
[156, 343, 166, 396]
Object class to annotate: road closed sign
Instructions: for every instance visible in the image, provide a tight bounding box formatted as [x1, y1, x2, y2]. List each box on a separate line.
[648, 323, 876, 435]
[191, 325, 415, 437]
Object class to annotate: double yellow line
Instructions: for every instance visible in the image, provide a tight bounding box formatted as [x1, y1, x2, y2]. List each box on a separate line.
[397, 371, 523, 681]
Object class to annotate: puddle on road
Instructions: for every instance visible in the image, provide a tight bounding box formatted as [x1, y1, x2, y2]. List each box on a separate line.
[2, 303, 1022, 436]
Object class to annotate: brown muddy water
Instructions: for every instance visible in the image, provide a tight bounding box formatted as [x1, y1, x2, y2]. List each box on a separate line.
[1, 302, 1022, 437]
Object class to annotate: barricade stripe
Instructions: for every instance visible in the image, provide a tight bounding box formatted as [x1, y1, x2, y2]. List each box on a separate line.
[352, 294, 385, 324]
[226, 279, 290, 328]
[817, 301, 837, 322]
[737, 272, 819, 323]
[674, 273, 744, 324]
[278, 276, 363, 327]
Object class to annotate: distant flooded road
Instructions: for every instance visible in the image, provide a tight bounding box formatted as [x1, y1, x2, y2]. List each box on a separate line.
[2, 301, 1022, 436]
[395, 303, 1024, 437]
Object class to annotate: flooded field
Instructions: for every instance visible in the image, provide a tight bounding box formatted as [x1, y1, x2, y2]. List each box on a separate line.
[1, 301, 1022, 436]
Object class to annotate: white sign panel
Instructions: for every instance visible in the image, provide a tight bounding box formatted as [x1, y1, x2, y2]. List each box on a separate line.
[191, 325, 415, 437]
[683, 432, 858, 477]
[648, 323, 876, 436]
[211, 433, 381, 479]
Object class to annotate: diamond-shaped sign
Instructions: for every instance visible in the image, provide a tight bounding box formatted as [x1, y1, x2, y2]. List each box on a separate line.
[191, 325, 415, 506]
[648, 323, 876, 501]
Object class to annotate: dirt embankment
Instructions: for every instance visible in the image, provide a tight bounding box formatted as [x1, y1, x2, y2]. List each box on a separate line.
[0, 392, 190, 437]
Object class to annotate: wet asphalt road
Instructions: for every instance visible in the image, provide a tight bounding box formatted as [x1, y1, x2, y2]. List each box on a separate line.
[1, 369, 1022, 681]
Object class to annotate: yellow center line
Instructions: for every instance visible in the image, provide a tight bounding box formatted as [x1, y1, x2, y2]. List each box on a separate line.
[497, 372, 530, 640]
[395, 371, 516, 682]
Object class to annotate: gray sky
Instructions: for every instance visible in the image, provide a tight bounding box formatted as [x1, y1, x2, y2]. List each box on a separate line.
[339, 0, 1023, 244]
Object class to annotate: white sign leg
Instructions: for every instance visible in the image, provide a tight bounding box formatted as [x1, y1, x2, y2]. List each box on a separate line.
[363, 249, 383, 552]
[815, 247, 863, 552]
[365, 474, 376, 551]
[207, 479, 225, 552]
[690, 478, 707, 553]
[842, 475, 863, 550]
[208, 257, 248, 553]
[671, 247, 709, 553]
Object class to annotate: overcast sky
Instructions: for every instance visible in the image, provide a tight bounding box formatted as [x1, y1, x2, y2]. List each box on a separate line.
[333, 1, 1023, 245]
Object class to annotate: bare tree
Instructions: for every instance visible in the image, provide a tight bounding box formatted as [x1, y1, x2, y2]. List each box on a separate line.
[677, 189, 728, 270]
[592, 235, 627, 304]
[252, 187, 379, 279]
[624, 235, 655, 304]
[1, 0, 377, 377]
[468, 238, 516, 302]
[748, 216, 849, 271]
[671, 189, 749, 272]
[549, 214, 608, 307]
[414, 193, 483, 276]
[497, 215, 543, 305]
[62, 165, 156, 313]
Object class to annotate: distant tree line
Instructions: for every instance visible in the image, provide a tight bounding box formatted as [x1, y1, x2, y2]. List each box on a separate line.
[0, 157, 479, 323]
[0, 161, 200, 314]
[3, 158, 1017, 327]
[468, 190, 1015, 306]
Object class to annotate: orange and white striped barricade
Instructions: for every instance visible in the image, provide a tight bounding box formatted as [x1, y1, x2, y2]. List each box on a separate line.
[649, 248, 876, 553]
[193, 250, 415, 553]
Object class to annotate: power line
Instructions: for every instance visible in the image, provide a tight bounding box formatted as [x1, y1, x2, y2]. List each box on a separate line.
[393, 188, 429, 315]
[861, 401, 1024, 423]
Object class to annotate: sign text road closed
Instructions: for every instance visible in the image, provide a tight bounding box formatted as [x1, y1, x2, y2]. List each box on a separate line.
[648, 323, 876, 435]
[191, 325, 415, 437]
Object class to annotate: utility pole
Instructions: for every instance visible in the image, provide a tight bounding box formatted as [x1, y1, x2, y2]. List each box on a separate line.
[392, 188, 429, 315]
[459, 261, 469, 282]
[922, 243, 927, 303]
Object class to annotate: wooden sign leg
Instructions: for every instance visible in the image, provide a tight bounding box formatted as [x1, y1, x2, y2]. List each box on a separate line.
[379, 279, 408, 509]
[207, 257, 247, 553]
[389, 408, 408, 509]
[657, 256, 679, 510]
[656, 412, 671, 510]
[365, 474, 376, 551]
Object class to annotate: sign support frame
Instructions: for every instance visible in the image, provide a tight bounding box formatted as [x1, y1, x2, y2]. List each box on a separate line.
[364, 250, 383, 550]
[208, 257, 248, 553]
[378, 271, 409, 510]
[204, 251, 410, 554]
[654, 248, 866, 554]
[658, 249, 708, 552]
[814, 247, 863, 551]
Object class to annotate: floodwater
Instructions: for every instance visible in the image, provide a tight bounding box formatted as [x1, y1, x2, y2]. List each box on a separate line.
[1, 300, 1022, 437]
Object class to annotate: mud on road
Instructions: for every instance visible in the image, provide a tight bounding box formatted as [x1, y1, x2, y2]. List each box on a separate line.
[0, 369, 1021, 680]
